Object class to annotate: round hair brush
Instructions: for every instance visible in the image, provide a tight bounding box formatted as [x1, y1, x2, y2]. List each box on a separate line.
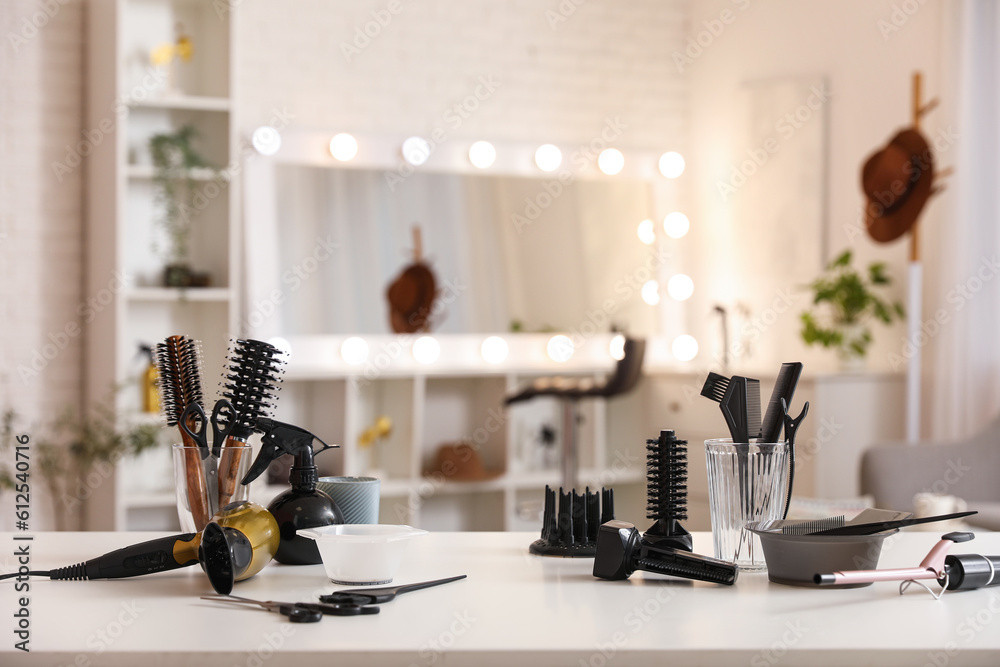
[217, 339, 286, 507]
[153, 335, 210, 530]
[642, 429, 692, 552]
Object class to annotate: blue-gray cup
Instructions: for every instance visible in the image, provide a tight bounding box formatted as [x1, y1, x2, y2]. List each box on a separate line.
[316, 476, 381, 524]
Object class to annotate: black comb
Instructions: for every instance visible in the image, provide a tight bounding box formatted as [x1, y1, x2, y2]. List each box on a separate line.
[700, 372, 730, 403]
[721, 376, 760, 443]
[153, 335, 204, 428]
[642, 430, 692, 551]
[219, 339, 286, 438]
[759, 362, 803, 442]
[593, 521, 737, 585]
[530, 485, 614, 557]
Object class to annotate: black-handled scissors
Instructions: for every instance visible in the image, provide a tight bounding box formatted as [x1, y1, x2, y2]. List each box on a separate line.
[319, 575, 467, 606]
[180, 402, 211, 460]
[201, 595, 379, 620]
[210, 399, 238, 458]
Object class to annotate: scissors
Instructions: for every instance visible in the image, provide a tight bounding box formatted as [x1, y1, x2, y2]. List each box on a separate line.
[180, 402, 212, 460]
[319, 575, 467, 606]
[201, 595, 380, 621]
[210, 398, 238, 458]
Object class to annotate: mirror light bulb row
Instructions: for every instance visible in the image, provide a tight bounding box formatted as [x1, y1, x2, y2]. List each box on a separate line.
[250, 127, 684, 179]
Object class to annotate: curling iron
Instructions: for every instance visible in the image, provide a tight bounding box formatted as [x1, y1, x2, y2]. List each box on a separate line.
[816, 532, 1000, 598]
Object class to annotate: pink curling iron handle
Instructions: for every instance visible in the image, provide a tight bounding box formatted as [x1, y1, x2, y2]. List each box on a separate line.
[816, 532, 981, 588]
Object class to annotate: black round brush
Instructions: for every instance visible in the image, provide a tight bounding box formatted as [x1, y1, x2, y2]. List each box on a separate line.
[217, 339, 286, 506]
[642, 429, 693, 552]
[153, 335, 210, 529]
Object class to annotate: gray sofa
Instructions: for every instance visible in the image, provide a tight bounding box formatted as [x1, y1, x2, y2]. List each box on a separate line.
[860, 413, 1000, 530]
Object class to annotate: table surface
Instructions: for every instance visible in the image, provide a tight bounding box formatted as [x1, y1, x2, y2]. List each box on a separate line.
[2, 530, 1000, 666]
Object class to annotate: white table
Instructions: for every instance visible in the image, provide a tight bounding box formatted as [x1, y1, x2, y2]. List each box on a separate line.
[1, 530, 999, 666]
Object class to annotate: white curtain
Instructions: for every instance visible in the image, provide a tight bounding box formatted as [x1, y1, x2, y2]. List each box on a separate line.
[925, 0, 1000, 439]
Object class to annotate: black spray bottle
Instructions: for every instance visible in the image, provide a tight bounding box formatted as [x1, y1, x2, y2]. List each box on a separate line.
[241, 417, 343, 564]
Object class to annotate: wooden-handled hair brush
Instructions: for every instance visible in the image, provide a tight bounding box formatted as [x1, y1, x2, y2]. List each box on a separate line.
[216, 339, 286, 507]
[153, 335, 211, 530]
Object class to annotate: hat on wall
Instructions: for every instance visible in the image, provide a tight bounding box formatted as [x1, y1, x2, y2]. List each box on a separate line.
[386, 226, 438, 333]
[861, 127, 936, 243]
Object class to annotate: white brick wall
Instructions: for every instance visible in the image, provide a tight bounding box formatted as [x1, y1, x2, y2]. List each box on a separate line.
[237, 0, 690, 150]
[0, 0, 84, 529]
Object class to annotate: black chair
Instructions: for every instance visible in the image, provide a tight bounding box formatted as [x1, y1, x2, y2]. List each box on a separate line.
[505, 337, 646, 491]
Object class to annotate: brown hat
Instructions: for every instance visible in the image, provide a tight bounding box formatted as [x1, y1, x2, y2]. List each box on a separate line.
[424, 442, 502, 482]
[386, 262, 437, 333]
[861, 128, 935, 243]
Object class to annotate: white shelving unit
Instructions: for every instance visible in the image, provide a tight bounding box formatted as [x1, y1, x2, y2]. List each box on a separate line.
[86, 0, 240, 530]
[267, 334, 650, 532]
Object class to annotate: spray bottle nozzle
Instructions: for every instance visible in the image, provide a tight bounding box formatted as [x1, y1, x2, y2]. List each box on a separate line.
[240, 418, 339, 487]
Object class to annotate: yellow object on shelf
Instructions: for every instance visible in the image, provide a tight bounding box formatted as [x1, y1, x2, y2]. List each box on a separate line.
[358, 415, 392, 448]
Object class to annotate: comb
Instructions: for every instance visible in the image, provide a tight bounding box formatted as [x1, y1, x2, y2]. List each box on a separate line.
[722, 376, 761, 443]
[760, 362, 803, 442]
[642, 430, 692, 551]
[217, 339, 286, 506]
[152, 335, 210, 529]
[780, 516, 846, 535]
[700, 372, 730, 403]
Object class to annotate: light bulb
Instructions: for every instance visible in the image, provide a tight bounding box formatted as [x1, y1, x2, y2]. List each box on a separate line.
[251, 126, 281, 156]
[667, 274, 694, 301]
[547, 335, 574, 363]
[641, 280, 660, 305]
[468, 141, 496, 168]
[329, 133, 358, 161]
[609, 334, 626, 361]
[659, 151, 685, 178]
[480, 336, 509, 364]
[672, 335, 698, 361]
[402, 136, 431, 166]
[598, 148, 624, 175]
[663, 212, 690, 239]
[535, 144, 562, 172]
[637, 219, 656, 245]
[412, 336, 440, 364]
[340, 337, 369, 365]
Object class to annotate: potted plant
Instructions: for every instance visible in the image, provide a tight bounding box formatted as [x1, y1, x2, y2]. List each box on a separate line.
[800, 250, 905, 369]
[149, 125, 215, 287]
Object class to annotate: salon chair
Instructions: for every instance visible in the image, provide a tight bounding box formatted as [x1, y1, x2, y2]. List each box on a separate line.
[504, 337, 646, 491]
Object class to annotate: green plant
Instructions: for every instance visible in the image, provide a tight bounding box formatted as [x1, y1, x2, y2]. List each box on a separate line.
[1, 399, 159, 530]
[800, 250, 905, 359]
[149, 125, 213, 268]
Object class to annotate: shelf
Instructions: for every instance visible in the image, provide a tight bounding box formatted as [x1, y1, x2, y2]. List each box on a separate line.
[125, 287, 231, 302]
[132, 95, 230, 112]
[123, 490, 176, 509]
[127, 164, 228, 181]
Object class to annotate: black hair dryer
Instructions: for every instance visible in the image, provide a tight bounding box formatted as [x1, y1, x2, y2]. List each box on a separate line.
[241, 417, 342, 565]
